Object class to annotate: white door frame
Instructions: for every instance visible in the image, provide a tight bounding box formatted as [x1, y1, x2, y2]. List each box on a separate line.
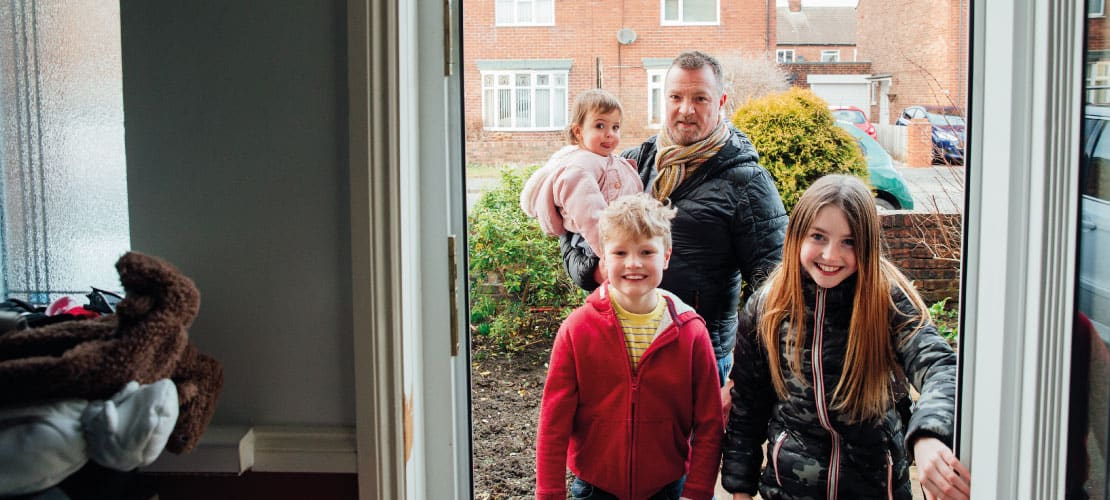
[352, 0, 1091, 497]
[962, 0, 1083, 497]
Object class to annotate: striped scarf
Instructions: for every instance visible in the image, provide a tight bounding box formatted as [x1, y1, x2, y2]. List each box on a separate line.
[650, 120, 731, 202]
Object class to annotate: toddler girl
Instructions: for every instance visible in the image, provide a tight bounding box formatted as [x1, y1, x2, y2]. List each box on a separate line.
[520, 88, 643, 286]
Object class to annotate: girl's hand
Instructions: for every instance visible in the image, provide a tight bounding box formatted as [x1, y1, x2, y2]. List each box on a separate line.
[914, 436, 971, 500]
[721, 379, 733, 424]
[732, 494, 754, 500]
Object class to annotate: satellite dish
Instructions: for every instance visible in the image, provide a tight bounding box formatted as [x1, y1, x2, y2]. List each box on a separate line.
[616, 28, 637, 45]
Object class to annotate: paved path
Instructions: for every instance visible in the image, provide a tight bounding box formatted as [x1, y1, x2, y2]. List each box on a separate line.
[896, 164, 966, 214]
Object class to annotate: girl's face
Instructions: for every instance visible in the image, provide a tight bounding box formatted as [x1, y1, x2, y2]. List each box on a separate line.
[573, 108, 622, 156]
[799, 205, 858, 289]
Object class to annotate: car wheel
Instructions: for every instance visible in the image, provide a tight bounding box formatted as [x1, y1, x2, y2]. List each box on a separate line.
[875, 197, 898, 211]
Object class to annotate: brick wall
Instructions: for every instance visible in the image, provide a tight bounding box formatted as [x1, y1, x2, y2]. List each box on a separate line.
[881, 212, 962, 306]
[780, 61, 872, 88]
[905, 119, 933, 166]
[464, 0, 772, 166]
[856, 0, 968, 124]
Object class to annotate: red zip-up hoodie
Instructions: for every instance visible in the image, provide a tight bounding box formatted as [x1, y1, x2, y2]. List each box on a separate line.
[535, 284, 723, 500]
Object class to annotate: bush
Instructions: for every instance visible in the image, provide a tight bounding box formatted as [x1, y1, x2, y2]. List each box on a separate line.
[928, 297, 960, 346]
[731, 88, 867, 211]
[468, 167, 581, 350]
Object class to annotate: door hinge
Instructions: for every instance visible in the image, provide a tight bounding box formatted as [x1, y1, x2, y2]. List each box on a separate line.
[448, 235, 459, 356]
[443, 0, 455, 76]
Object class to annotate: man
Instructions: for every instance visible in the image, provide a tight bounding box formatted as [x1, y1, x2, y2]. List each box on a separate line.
[561, 50, 787, 388]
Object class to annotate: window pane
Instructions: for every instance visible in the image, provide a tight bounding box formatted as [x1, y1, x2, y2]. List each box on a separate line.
[495, 0, 513, 24]
[535, 0, 554, 24]
[684, 0, 716, 22]
[0, 0, 130, 302]
[498, 89, 512, 127]
[553, 88, 566, 126]
[664, 0, 679, 21]
[536, 74, 549, 86]
[535, 88, 550, 128]
[483, 89, 495, 127]
[515, 73, 530, 87]
[516, 88, 531, 127]
[650, 87, 662, 124]
[498, 74, 510, 86]
[518, 0, 532, 23]
[483, 74, 494, 87]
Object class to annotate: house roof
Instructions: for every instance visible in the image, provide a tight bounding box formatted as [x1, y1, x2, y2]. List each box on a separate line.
[777, 6, 856, 45]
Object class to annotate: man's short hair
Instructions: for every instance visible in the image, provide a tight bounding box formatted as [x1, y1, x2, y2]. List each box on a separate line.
[598, 194, 678, 249]
[670, 50, 724, 95]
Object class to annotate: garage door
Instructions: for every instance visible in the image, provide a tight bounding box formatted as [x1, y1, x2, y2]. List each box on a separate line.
[808, 74, 871, 116]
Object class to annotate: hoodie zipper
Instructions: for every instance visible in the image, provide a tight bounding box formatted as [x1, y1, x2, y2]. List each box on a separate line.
[772, 431, 788, 487]
[810, 288, 841, 500]
[623, 295, 678, 499]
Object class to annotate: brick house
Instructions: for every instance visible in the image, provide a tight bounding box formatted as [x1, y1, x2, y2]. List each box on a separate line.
[775, 0, 873, 114]
[463, 0, 773, 166]
[856, 0, 969, 124]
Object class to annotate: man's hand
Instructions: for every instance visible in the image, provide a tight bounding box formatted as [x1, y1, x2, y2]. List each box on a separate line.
[913, 436, 971, 500]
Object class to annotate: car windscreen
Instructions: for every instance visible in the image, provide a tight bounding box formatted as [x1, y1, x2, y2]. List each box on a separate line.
[832, 110, 866, 124]
[926, 113, 966, 127]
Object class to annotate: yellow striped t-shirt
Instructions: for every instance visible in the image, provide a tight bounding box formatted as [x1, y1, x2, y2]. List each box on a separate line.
[611, 292, 666, 370]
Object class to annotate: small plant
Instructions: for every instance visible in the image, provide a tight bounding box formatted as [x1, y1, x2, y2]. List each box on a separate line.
[467, 167, 581, 351]
[731, 88, 868, 212]
[928, 297, 960, 346]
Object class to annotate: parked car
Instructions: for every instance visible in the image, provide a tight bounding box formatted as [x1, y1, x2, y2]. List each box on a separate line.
[829, 105, 878, 140]
[1078, 104, 1110, 335]
[895, 105, 966, 165]
[834, 121, 915, 210]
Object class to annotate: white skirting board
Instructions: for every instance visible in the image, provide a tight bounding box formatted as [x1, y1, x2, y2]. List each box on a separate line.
[142, 425, 357, 474]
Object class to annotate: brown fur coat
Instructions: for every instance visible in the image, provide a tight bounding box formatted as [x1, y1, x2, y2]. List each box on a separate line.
[0, 251, 222, 454]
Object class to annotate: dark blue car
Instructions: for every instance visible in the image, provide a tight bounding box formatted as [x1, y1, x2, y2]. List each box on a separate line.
[895, 105, 966, 165]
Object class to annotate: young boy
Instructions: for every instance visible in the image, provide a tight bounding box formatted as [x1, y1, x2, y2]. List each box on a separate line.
[534, 193, 723, 500]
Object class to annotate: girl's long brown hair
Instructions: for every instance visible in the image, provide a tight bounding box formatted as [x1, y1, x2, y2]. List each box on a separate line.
[759, 175, 929, 423]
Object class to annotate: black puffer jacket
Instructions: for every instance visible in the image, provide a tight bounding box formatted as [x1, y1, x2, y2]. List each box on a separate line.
[561, 126, 788, 359]
[721, 277, 958, 499]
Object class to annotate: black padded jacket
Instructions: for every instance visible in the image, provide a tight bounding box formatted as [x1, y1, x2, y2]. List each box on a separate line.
[721, 277, 959, 499]
[560, 126, 788, 359]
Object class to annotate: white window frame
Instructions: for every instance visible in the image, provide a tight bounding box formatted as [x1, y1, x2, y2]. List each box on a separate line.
[660, 0, 720, 26]
[647, 69, 666, 128]
[1090, 0, 1105, 17]
[1087, 60, 1110, 104]
[777, 49, 796, 63]
[494, 0, 554, 26]
[821, 50, 841, 62]
[480, 70, 567, 131]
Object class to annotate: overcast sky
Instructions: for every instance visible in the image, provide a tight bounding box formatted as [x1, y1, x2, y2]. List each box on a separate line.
[775, 0, 858, 6]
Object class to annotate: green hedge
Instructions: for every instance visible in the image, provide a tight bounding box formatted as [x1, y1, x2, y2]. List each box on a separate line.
[467, 167, 581, 350]
[732, 88, 867, 211]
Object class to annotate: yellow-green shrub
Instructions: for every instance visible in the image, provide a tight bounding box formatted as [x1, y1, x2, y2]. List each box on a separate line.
[731, 88, 867, 211]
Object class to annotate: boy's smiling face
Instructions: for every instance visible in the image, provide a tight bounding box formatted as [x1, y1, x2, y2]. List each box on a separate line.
[603, 230, 671, 314]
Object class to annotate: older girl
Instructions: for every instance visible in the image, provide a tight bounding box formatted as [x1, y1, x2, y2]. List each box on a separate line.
[721, 174, 970, 500]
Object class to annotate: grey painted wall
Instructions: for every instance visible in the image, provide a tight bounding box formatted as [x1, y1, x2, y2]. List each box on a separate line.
[119, 1, 353, 426]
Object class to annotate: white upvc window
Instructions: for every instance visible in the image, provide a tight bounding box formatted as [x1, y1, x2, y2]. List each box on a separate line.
[495, 0, 554, 26]
[821, 50, 841, 62]
[481, 70, 568, 130]
[777, 49, 796, 63]
[1087, 61, 1110, 104]
[647, 70, 666, 128]
[661, 0, 719, 25]
[1091, 0, 1105, 17]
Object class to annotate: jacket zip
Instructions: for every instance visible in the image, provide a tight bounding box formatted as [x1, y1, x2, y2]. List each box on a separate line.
[886, 451, 894, 500]
[810, 288, 841, 500]
[772, 431, 788, 487]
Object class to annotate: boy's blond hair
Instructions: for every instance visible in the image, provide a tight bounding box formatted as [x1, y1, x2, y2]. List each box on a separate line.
[598, 194, 677, 249]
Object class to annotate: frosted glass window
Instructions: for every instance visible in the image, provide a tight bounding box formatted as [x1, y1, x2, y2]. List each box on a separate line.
[0, 0, 131, 303]
[663, 0, 718, 24]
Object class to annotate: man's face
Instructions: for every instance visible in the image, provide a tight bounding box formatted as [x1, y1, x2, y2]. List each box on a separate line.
[664, 65, 727, 146]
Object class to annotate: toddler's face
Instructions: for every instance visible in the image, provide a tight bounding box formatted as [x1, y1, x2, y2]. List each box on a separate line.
[799, 205, 858, 289]
[574, 109, 621, 156]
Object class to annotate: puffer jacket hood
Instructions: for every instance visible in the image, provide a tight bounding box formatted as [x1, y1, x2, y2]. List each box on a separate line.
[721, 276, 958, 499]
